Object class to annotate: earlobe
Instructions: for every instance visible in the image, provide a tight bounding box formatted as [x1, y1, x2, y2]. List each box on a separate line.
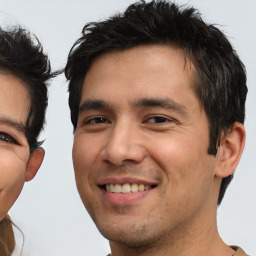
[215, 122, 245, 178]
[25, 147, 45, 182]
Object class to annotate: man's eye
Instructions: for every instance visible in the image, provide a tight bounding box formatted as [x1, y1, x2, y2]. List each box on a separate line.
[85, 117, 109, 124]
[146, 116, 171, 124]
[0, 132, 17, 144]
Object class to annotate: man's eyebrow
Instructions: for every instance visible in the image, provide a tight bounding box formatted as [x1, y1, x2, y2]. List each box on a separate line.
[0, 117, 25, 132]
[79, 99, 111, 113]
[132, 98, 188, 115]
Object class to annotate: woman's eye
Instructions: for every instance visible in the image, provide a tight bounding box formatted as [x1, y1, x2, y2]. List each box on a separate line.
[0, 132, 17, 144]
[85, 117, 109, 124]
[146, 116, 171, 124]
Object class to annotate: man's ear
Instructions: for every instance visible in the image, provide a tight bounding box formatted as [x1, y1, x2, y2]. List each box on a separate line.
[25, 147, 45, 182]
[215, 122, 245, 178]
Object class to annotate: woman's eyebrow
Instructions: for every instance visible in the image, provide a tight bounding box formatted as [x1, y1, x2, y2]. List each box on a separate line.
[0, 117, 25, 131]
[132, 97, 188, 116]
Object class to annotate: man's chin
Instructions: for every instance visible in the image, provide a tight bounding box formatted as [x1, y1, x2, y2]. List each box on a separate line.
[96, 222, 161, 248]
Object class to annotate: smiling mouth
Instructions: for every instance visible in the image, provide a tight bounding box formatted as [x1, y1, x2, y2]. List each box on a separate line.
[102, 183, 157, 194]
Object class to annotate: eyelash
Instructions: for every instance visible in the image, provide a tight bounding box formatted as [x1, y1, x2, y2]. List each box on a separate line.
[84, 115, 174, 125]
[85, 117, 109, 125]
[0, 132, 17, 144]
[145, 115, 174, 124]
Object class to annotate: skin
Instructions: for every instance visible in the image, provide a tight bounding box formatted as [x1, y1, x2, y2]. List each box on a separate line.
[0, 73, 44, 222]
[73, 45, 245, 256]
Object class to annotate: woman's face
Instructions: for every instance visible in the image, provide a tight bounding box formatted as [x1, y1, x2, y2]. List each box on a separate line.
[0, 72, 32, 221]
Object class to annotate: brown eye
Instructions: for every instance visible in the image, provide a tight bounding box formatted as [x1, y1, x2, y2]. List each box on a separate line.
[0, 132, 17, 144]
[147, 116, 172, 124]
[85, 117, 109, 124]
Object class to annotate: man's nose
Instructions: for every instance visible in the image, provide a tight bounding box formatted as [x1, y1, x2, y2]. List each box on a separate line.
[101, 122, 146, 166]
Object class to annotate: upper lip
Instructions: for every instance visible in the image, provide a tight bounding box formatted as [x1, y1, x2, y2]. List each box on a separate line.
[97, 176, 159, 186]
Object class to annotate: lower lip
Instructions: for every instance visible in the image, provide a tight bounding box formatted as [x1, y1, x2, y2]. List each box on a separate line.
[101, 188, 153, 205]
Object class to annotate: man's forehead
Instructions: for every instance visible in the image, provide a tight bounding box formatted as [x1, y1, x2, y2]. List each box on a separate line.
[82, 44, 197, 90]
[87, 44, 195, 73]
[79, 44, 200, 118]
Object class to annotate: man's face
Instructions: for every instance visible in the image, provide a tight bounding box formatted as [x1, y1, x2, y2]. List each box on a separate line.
[73, 45, 221, 246]
[0, 73, 31, 221]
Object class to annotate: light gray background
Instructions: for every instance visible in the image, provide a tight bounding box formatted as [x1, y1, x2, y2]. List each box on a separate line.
[0, 0, 255, 255]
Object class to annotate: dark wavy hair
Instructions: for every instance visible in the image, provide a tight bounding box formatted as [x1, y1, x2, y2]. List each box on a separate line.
[0, 26, 56, 150]
[65, 0, 247, 205]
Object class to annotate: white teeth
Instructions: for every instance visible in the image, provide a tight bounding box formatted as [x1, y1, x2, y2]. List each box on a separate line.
[122, 183, 130, 193]
[115, 184, 122, 193]
[106, 183, 154, 193]
[131, 183, 139, 192]
[110, 184, 115, 192]
[138, 184, 144, 191]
